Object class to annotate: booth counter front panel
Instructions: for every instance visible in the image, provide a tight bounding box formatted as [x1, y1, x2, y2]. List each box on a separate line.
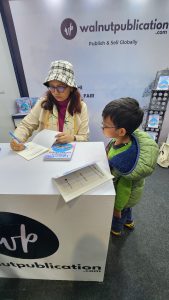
[0, 142, 115, 281]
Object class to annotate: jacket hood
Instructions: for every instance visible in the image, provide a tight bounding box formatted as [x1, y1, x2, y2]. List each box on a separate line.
[108, 130, 159, 180]
[108, 134, 139, 175]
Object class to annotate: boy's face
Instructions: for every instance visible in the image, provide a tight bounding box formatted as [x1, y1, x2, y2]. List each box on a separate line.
[102, 116, 120, 138]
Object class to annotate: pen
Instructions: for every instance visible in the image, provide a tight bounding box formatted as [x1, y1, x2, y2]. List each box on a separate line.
[9, 131, 22, 143]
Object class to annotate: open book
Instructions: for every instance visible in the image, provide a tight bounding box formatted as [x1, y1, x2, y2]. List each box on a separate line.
[53, 162, 113, 202]
[16, 129, 59, 160]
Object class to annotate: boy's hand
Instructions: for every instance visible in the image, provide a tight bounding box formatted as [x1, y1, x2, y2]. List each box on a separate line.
[113, 209, 121, 218]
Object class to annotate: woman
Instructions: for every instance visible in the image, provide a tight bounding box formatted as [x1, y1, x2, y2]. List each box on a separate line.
[10, 60, 89, 151]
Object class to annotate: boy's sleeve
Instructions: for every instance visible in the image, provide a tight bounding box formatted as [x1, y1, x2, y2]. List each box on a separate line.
[114, 177, 132, 211]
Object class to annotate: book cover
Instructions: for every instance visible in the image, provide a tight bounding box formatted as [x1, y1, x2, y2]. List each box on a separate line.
[156, 75, 169, 90]
[43, 143, 76, 161]
[146, 131, 157, 140]
[147, 114, 159, 128]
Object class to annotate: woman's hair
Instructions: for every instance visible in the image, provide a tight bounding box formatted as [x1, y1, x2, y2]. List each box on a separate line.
[102, 97, 144, 135]
[41, 88, 82, 116]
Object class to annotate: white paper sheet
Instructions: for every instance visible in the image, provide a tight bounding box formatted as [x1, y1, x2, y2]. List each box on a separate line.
[53, 162, 113, 202]
[32, 129, 60, 148]
[17, 142, 48, 160]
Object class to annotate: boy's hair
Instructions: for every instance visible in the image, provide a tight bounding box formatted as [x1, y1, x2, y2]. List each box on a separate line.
[102, 97, 144, 135]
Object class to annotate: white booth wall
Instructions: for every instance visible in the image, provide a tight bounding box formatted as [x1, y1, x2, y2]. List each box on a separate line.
[1, 0, 169, 142]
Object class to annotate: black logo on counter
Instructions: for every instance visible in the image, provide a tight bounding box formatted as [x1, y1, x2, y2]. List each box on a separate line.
[0, 212, 59, 259]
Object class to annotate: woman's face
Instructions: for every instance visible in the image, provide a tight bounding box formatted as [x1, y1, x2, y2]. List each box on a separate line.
[48, 80, 73, 101]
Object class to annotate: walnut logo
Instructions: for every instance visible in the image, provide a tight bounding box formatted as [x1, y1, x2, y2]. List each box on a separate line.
[0, 212, 59, 259]
[61, 18, 77, 40]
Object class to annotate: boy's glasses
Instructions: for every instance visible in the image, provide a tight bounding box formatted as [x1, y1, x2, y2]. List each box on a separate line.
[101, 123, 116, 129]
[48, 86, 67, 93]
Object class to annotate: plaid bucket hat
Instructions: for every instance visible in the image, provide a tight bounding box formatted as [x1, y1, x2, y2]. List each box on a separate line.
[43, 60, 77, 88]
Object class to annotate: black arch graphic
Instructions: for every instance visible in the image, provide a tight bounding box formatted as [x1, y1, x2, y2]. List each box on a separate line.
[0, 0, 29, 97]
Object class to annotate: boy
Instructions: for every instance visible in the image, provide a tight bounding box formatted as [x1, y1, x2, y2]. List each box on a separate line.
[102, 97, 159, 236]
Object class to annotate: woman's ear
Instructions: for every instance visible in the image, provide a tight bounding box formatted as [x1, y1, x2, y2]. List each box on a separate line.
[118, 127, 127, 137]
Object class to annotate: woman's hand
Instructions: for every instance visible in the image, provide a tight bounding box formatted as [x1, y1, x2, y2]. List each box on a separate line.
[10, 139, 25, 151]
[55, 133, 75, 144]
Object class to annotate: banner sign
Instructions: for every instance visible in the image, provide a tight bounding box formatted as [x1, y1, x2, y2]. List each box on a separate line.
[10, 0, 169, 141]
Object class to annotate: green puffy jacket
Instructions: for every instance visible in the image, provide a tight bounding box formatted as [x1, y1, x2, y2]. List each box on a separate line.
[107, 130, 159, 211]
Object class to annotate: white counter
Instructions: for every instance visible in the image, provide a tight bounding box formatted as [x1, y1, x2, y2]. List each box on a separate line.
[0, 142, 115, 281]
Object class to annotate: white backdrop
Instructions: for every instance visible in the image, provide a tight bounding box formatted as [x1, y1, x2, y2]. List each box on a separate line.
[10, 0, 169, 142]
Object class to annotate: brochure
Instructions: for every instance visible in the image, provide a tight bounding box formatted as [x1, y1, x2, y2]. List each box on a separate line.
[53, 162, 113, 202]
[16, 129, 60, 160]
[43, 143, 76, 161]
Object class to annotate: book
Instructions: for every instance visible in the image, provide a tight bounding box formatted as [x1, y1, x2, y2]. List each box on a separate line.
[156, 75, 169, 90]
[146, 131, 157, 141]
[16, 142, 48, 160]
[52, 162, 113, 202]
[16, 129, 60, 160]
[147, 114, 160, 128]
[43, 143, 76, 161]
